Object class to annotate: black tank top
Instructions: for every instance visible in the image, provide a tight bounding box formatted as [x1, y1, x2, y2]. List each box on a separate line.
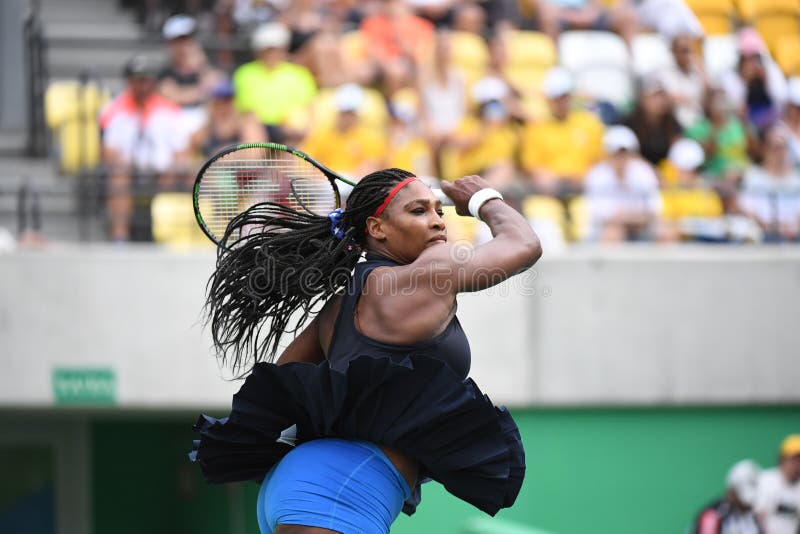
[327, 252, 471, 379]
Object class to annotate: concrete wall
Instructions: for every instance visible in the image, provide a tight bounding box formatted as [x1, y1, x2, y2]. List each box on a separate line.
[1, 245, 799, 408]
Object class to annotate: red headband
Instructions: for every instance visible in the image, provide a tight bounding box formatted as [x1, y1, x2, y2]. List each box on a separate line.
[365, 177, 417, 232]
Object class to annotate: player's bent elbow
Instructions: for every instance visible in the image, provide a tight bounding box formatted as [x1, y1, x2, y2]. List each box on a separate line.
[519, 236, 543, 269]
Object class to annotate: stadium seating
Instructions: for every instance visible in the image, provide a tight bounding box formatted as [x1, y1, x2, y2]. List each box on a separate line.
[703, 34, 738, 83]
[449, 31, 490, 87]
[775, 34, 800, 74]
[44, 81, 109, 175]
[502, 31, 557, 95]
[559, 31, 633, 109]
[522, 195, 567, 243]
[151, 192, 211, 247]
[567, 196, 591, 241]
[631, 33, 675, 77]
[737, 0, 800, 55]
[441, 205, 479, 243]
[684, 0, 737, 35]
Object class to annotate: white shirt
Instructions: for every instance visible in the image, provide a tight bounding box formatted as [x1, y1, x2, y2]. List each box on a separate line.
[755, 468, 800, 534]
[739, 166, 800, 227]
[100, 92, 190, 173]
[585, 157, 662, 224]
[660, 66, 705, 128]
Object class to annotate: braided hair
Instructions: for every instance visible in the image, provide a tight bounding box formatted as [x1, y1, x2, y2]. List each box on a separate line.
[206, 168, 416, 375]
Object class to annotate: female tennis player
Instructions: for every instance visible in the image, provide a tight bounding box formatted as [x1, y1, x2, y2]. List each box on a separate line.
[192, 168, 542, 533]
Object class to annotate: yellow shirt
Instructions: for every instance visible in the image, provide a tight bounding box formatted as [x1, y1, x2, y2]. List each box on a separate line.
[233, 61, 317, 125]
[446, 117, 518, 179]
[302, 123, 387, 177]
[520, 110, 604, 180]
[387, 135, 433, 177]
[660, 187, 723, 220]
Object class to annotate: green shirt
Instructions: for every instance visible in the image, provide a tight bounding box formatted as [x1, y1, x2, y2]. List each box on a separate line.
[232, 60, 317, 125]
[685, 117, 749, 178]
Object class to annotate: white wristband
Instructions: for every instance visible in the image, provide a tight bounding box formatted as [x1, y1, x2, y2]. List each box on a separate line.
[467, 188, 504, 221]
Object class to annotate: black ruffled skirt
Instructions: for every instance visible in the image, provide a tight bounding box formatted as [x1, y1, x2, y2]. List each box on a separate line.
[190, 355, 525, 516]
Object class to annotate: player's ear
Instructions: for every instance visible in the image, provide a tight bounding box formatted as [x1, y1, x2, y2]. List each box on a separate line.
[365, 216, 387, 241]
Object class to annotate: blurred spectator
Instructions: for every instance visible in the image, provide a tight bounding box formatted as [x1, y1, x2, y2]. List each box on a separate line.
[233, 22, 317, 142]
[624, 75, 682, 167]
[585, 125, 661, 242]
[159, 15, 224, 136]
[445, 78, 519, 188]
[755, 435, 800, 534]
[451, 2, 487, 35]
[739, 126, 800, 242]
[386, 90, 434, 178]
[406, 0, 458, 27]
[781, 77, 800, 169]
[635, 0, 703, 40]
[720, 28, 788, 133]
[534, 0, 638, 45]
[685, 88, 751, 209]
[659, 139, 726, 242]
[419, 31, 467, 176]
[100, 56, 192, 241]
[360, 0, 434, 87]
[521, 67, 604, 195]
[302, 84, 387, 183]
[280, 0, 354, 87]
[660, 34, 707, 129]
[692, 459, 763, 534]
[217, 0, 284, 34]
[190, 80, 266, 158]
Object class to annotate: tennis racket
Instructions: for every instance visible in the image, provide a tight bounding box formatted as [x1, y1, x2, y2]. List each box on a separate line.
[193, 142, 449, 246]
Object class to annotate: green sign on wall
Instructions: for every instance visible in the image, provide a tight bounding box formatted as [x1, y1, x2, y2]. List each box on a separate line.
[52, 368, 116, 405]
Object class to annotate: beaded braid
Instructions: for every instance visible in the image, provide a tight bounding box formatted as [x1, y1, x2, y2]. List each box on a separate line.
[206, 168, 416, 375]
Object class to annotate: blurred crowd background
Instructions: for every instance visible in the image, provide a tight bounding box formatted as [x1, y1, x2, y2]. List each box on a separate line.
[34, 0, 800, 247]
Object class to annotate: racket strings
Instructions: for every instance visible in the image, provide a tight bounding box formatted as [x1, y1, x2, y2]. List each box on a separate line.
[198, 146, 338, 244]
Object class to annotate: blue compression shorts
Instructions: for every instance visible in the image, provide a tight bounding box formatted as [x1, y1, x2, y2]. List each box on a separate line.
[257, 438, 411, 534]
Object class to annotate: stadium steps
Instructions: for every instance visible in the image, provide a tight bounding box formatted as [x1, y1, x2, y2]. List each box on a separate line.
[0, 155, 97, 242]
[38, 0, 153, 82]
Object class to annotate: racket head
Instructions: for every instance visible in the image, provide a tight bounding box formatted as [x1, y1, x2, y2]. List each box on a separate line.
[193, 142, 342, 246]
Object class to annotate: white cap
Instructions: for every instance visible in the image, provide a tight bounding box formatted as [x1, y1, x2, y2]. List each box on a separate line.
[335, 83, 364, 113]
[603, 125, 640, 153]
[726, 460, 760, 507]
[472, 76, 510, 104]
[668, 138, 705, 170]
[251, 22, 290, 51]
[542, 67, 574, 98]
[162, 15, 197, 40]
[788, 77, 800, 107]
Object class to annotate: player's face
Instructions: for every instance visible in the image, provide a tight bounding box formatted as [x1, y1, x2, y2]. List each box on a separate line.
[376, 180, 447, 263]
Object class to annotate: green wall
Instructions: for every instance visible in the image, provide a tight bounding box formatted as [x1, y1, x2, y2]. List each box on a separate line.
[92, 407, 800, 534]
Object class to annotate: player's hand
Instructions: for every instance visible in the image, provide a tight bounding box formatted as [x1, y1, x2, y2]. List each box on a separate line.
[440, 175, 492, 217]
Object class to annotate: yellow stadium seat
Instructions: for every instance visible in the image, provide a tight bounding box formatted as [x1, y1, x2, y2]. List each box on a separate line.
[567, 196, 591, 242]
[502, 31, 556, 94]
[521, 195, 567, 240]
[755, 16, 800, 55]
[737, 0, 800, 20]
[45, 81, 109, 174]
[775, 34, 800, 74]
[151, 192, 213, 248]
[309, 87, 389, 132]
[449, 31, 490, 87]
[684, 0, 736, 34]
[442, 205, 479, 243]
